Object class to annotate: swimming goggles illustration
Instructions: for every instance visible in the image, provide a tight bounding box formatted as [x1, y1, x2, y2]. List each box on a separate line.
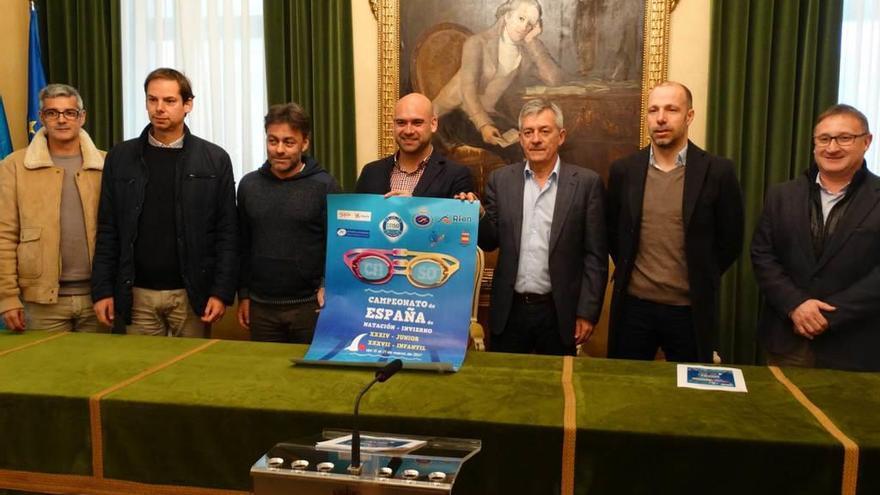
[343, 248, 460, 288]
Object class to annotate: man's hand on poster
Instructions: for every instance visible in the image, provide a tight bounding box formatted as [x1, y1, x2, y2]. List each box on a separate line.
[384, 190, 413, 198]
[454, 192, 484, 218]
[480, 124, 504, 146]
[316, 287, 325, 311]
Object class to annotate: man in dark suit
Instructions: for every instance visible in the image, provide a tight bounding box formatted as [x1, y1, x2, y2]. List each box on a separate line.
[752, 104, 880, 371]
[606, 81, 744, 363]
[460, 98, 607, 355]
[356, 93, 474, 198]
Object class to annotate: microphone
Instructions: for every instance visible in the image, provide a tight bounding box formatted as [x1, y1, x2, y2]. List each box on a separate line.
[375, 358, 403, 382]
[349, 359, 404, 475]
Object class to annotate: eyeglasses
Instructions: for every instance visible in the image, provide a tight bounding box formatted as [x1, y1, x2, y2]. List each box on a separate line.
[41, 109, 82, 120]
[344, 248, 460, 288]
[813, 133, 867, 147]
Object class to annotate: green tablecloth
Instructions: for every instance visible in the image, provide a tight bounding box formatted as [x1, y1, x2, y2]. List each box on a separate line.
[0, 330, 876, 494]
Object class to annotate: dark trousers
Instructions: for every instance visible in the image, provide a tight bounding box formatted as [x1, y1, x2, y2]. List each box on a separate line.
[491, 294, 575, 356]
[611, 295, 698, 362]
[250, 300, 319, 344]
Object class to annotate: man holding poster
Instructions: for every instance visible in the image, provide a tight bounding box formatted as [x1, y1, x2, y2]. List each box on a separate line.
[461, 99, 607, 355]
[356, 93, 474, 199]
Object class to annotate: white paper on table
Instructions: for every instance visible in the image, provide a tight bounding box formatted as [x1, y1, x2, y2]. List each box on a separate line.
[676, 364, 748, 393]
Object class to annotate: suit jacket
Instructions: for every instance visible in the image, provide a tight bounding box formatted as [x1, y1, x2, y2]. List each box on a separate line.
[478, 161, 608, 347]
[355, 151, 474, 198]
[606, 142, 744, 362]
[751, 164, 880, 371]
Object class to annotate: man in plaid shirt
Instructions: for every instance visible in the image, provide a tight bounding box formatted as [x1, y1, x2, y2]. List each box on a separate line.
[356, 93, 474, 198]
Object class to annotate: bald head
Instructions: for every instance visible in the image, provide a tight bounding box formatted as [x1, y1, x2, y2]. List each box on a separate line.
[396, 93, 435, 119]
[650, 81, 693, 109]
[394, 92, 438, 158]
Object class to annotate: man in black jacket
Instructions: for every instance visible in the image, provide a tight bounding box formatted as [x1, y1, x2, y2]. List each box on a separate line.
[92, 68, 238, 337]
[356, 93, 474, 198]
[237, 103, 340, 343]
[606, 81, 744, 363]
[752, 104, 880, 371]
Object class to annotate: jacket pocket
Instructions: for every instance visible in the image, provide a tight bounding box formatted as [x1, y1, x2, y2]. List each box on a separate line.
[17, 227, 43, 279]
[184, 173, 219, 211]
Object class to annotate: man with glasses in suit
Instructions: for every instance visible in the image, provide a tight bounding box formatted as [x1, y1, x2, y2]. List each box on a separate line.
[752, 104, 880, 371]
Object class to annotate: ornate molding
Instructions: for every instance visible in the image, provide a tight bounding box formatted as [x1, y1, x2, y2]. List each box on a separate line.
[376, 0, 400, 156]
[639, 0, 674, 146]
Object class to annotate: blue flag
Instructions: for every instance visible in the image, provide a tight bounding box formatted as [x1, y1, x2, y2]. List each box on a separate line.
[27, 2, 47, 142]
[0, 96, 12, 160]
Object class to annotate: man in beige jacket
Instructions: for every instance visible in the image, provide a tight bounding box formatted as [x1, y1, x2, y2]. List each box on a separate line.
[0, 84, 106, 332]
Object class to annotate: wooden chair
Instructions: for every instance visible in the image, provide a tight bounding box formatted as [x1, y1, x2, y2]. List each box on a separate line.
[469, 248, 486, 351]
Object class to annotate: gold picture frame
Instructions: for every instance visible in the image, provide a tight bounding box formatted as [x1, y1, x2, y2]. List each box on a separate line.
[375, 0, 676, 155]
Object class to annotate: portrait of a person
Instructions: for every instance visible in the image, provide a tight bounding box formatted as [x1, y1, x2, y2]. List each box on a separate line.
[432, 0, 565, 162]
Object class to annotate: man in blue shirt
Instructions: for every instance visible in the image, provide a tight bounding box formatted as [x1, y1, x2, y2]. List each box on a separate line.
[461, 98, 607, 355]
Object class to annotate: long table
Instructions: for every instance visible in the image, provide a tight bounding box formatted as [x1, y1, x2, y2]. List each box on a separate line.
[0, 330, 877, 494]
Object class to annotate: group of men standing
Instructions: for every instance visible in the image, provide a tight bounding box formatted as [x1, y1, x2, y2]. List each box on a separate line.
[460, 81, 743, 365]
[1, 70, 877, 372]
[0, 69, 328, 343]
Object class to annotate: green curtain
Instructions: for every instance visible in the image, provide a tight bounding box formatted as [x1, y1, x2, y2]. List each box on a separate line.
[707, 0, 843, 364]
[263, 0, 357, 191]
[35, 0, 122, 152]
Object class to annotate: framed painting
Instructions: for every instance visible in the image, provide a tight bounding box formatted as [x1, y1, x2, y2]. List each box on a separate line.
[373, 0, 677, 192]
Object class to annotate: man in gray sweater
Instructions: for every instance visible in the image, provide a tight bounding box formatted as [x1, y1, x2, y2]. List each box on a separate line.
[606, 81, 744, 363]
[237, 103, 340, 343]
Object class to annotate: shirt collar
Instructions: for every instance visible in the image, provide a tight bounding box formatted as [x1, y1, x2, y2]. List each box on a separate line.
[524, 156, 561, 181]
[815, 173, 850, 196]
[393, 147, 433, 173]
[649, 142, 688, 169]
[148, 131, 185, 149]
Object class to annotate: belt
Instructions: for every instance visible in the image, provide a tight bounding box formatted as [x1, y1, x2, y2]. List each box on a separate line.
[514, 292, 553, 304]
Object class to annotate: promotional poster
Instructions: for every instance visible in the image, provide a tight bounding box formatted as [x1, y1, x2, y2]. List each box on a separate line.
[300, 194, 479, 371]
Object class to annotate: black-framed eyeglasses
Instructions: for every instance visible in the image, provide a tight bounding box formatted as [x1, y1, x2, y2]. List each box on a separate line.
[41, 109, 82, 120]
[813, 133, 868, 147]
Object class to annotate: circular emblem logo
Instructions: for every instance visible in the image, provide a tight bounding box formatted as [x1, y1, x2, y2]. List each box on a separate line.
[336, 228, 347, 236]
[414, 214, 432, 227]
[381, 213, 407, 241]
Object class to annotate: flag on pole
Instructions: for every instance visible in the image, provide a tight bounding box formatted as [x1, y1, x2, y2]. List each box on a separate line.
[27, 1, 47, 142]
[0, 93, 13, 328]
[0, 96, 12, 160]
